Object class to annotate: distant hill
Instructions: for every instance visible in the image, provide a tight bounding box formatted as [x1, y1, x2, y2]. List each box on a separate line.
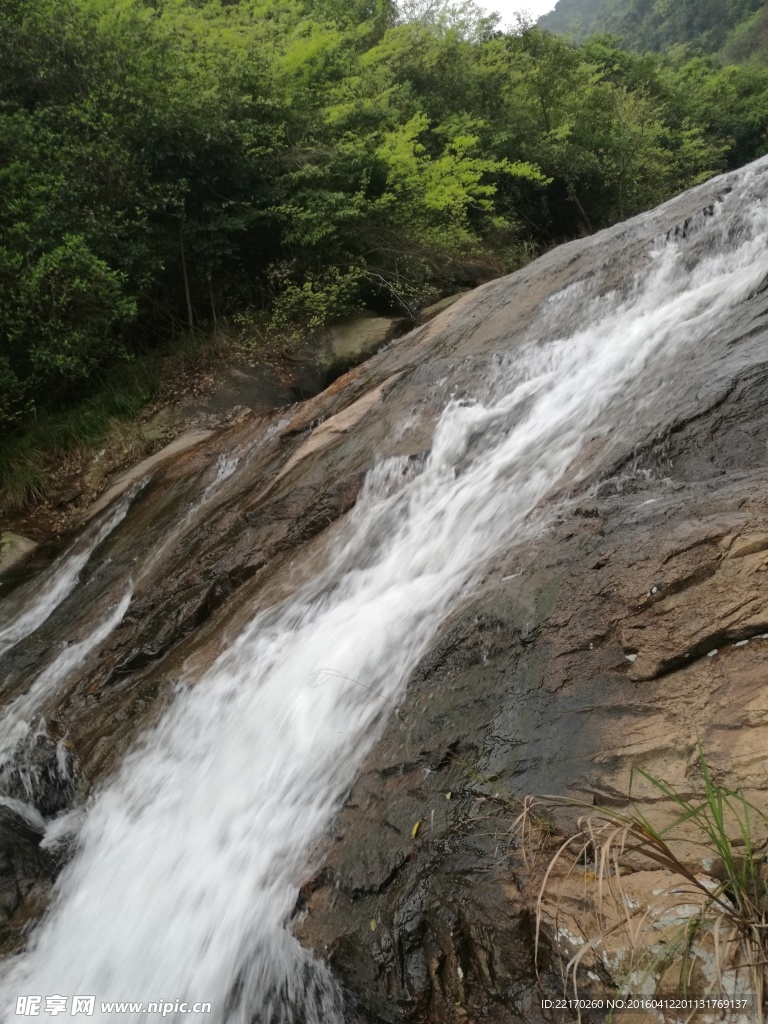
[538, 0, 618, 44]
[538, 0, 768, 58]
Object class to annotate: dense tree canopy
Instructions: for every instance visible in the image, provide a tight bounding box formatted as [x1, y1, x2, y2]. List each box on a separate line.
[1, 0, 767, 431]
[540, 0, 767, 58]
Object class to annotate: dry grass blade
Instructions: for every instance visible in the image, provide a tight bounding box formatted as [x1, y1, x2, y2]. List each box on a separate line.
[514, 751, 768, 1022]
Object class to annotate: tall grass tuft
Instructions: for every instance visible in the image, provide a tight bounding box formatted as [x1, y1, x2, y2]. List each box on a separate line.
[515, 749, 768, 1021]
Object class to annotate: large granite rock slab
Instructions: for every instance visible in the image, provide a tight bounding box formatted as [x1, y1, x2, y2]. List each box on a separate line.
[0, 160, 767, 1019]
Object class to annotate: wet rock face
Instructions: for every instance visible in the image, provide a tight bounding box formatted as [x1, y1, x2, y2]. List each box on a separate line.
[0, 164, 767, 1014]
[290, 201, 768, 1017]
[0, 732, 80, 819]
[0, 806, 56, 951]
[296, 480, 768, 1021]
[293, 456, 768, 1018]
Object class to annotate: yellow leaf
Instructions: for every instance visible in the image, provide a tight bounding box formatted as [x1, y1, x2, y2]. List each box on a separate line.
[370, 919, 377, 931]
[411, 820, 421, 839]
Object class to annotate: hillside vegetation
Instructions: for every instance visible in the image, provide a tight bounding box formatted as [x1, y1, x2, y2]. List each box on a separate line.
[539, 0, 768, 61]
[2, 0, 768, 491]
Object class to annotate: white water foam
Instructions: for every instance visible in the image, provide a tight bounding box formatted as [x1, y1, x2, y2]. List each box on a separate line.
[0, 484, 143, 660]
[133, 453, 241, 583]
[0, 589, 133, 776]
[3, 163, 768, 1022]
[0, 451, 246, 802]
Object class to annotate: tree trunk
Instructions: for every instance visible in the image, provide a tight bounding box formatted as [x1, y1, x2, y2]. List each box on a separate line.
[179, 219, 194, 332]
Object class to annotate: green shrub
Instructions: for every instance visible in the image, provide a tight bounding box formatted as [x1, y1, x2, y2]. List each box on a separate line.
[0, 235, 136, 427]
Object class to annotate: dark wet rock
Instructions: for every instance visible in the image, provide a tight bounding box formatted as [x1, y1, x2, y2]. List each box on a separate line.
[296, 482, 768, 1021]
[0, 806, 55, 949]
[0, 733, 82, 818]
[0, 164, 767, 1016]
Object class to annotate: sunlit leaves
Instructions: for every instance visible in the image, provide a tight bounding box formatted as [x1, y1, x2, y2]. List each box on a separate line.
[0, 0, 760, 429]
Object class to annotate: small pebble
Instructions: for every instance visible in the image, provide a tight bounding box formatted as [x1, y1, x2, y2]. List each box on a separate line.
[734, 639, 749, 647]
[707, 649, 718, 658]
[625, 653, 638, 662]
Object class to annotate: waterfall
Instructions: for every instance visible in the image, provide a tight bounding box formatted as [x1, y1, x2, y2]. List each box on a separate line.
[0, 589, 133, 773]
[2, 161, 767, 1023]
[0, 484, 142, 661]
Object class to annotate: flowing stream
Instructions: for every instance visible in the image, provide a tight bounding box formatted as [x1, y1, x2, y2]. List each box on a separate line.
[0, 451, 249, 757]
[2, 162, 768, 1022]
[0, 485, 142, 661]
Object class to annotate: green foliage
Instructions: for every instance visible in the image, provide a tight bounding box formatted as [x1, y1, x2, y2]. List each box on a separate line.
[724, 7, 768, 64]
[0, 234, 136, 426]
[0, 0, 765, 445]
[539, 0, 766, 56]
[629, 754, 768, 925]
[0, 364, 155, 512]
[267, 265, 364, 332]
[475, 26, 729, 234]
[18, 237, 134, 376]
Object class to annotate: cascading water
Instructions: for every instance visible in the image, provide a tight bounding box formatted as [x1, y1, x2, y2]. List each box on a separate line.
[0, 484, 142, 661]
[0, 590, 133, 772]
[1, 161, 767, 1023]
[0, 451, 250, 824]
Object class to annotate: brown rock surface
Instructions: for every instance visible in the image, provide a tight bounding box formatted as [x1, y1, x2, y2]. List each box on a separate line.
[0, 161, 767, 1019]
